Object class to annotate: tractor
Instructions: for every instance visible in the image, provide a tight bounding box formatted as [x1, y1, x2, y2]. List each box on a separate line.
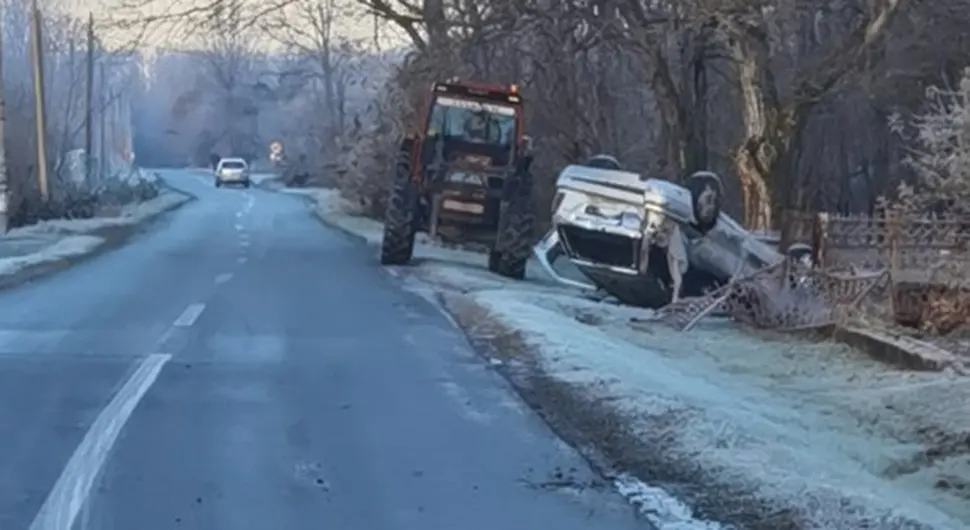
[379, 79, 536, 279]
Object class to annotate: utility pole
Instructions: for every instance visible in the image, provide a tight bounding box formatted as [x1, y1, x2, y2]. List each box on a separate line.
[99, 63, 106, 178]
[29, 0, 48, 201]
[84, 12, 94, 185]
[0, 3, 9, 232]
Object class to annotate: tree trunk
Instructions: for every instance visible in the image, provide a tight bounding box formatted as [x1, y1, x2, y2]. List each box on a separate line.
[726, 0, 901, 229]
[732, 35, 792, 230]
[423, 0, 448, 50]
[678, 27, 712, 175]
[648, 49, 685, 181]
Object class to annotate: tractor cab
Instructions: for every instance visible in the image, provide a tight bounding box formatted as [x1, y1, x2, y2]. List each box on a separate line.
[415, 80, 526, 196]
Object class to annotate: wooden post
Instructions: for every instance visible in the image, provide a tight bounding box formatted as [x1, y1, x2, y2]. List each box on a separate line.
[887, 208, 900, 320]
[99, 63, 106, 178]
[811, 212, 829, 268]
[29, 0, 48, 201]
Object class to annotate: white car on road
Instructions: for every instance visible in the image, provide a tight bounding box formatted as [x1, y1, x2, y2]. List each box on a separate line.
[215, 158, 251, 188]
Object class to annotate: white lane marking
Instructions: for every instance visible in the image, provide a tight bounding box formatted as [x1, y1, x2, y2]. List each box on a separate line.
[240, 240, 250, 248]
[238, 257, 248, 264]
[29, 353, 171, 530]
[235, 212, 243, 218]
[173, 303, 206, 327]
[215, 273, 233, 284]
[234, 224, 243, 231]
[154, 326, 177, 350]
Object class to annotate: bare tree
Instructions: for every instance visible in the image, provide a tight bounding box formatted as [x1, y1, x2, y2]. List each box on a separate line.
[261, 0, 365, 145]
[197, 1, 261, 159]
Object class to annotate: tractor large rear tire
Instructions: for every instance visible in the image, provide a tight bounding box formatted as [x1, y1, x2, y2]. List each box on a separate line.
[380, 160, 418, 266]
[491, 170, 535, 280]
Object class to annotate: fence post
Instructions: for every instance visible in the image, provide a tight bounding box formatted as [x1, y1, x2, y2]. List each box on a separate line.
[887, 208, 900, 319]
[778, 209, 790, 288]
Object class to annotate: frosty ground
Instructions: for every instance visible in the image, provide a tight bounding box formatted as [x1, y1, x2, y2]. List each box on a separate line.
[287, 187, 970, 530]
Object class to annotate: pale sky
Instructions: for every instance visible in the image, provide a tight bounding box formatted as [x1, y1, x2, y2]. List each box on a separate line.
[51, 0, 409, 53]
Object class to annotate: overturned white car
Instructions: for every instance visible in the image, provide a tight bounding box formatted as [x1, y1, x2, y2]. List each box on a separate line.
[534, 157, 806, 308]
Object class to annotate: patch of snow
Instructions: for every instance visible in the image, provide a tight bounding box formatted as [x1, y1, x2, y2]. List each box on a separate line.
[249, 172, 278, 185]
[0, 189, 189, 280]
[0, 235, 103, 276]
[614, 474, 724, 530]
[10, 191, 189, 236]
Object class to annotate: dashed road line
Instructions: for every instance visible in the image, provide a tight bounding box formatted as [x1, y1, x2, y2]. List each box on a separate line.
[215, 273, 233, 284]
[173, 303, 206, 327]
[29, 353, 172, 530]
[238, 257, 248, 264]
[234, 224, 243, 231]
[240, 240, 250, 248]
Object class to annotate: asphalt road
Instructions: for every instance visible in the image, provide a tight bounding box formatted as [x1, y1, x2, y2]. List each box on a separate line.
[0, 169, 649, 530]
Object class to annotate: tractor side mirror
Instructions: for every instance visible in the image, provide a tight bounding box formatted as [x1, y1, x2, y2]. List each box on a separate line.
[516, 136, 535, 174]
[519, 135, 534, 158]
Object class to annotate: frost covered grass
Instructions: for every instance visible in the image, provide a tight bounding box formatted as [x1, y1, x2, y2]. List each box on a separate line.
[460, 288, 970, 529]
[0, 235, 103, 277]
[12, 190, 189, 236]
[297, 186, 970, 529]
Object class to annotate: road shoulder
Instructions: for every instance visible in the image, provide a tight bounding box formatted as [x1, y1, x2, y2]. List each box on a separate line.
[0, 188, 193, 291]
[289, 185, 970, 530]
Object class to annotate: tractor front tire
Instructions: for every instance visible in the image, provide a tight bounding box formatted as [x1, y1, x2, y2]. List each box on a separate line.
[380, 163, 418, 266]
[491, 171, 535, 280]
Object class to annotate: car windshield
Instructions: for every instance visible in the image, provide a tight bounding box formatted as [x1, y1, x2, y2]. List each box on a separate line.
[220, 161, 246, 170]
[427, 96, 516, 147]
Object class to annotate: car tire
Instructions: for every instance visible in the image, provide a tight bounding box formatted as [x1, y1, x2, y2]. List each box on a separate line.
[686, 171, 723, 234]
[215, 179, 222, 188]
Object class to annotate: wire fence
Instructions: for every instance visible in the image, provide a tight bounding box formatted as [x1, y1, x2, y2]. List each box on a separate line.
[660, 209, 970, 336]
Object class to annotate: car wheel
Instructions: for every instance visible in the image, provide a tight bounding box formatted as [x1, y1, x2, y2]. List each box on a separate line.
[686, 171, 723, 234]
[215, 179, 221, 188]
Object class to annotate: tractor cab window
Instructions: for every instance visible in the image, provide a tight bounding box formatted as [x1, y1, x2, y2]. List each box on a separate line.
[427, 96, 516, 147]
